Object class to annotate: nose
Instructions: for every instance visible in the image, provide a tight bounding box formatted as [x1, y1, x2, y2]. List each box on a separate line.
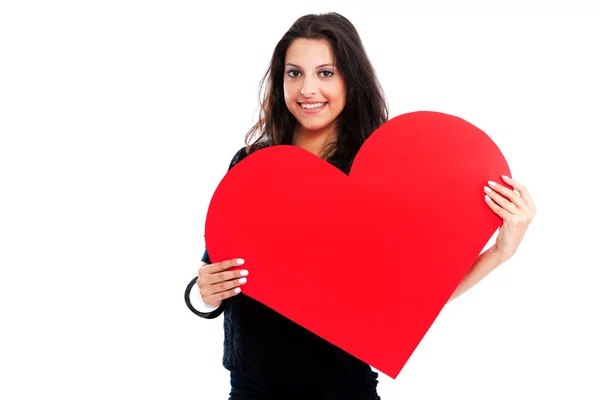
[300, 76, 317, 97]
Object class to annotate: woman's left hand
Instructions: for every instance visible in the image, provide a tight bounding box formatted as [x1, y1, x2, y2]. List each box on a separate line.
[484, 175, 537, 262]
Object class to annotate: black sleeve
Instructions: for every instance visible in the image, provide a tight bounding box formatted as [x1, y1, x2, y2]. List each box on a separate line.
[184, 146, 248, 319]
[184, 276, 225, 319]
[201, 248, 211, 264]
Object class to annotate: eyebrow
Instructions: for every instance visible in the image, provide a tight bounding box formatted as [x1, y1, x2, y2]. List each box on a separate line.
[285, 63, 335, 69]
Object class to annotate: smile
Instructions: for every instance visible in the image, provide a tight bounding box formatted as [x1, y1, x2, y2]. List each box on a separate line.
[298, 102, 328, 114]
[300, 102, 327, 109]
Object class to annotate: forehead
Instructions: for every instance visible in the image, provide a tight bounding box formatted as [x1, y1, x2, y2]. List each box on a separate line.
[284, 38, 334, 67]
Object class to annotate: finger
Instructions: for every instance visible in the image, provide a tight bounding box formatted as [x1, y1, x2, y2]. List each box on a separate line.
[201, 263, 249, 286]
[206, 258, 246, 274]
[200, 258, 246, 282]
[486, 180, 529, 211]
[204, 276, 248, 297]
[501, 175, 537, 213]
[485, 194, 513, 220]
[484, 185, 521, 216]
[197, 261, 210, 276]
[204, 286, 243, 305]
[204, 268, 249, 286]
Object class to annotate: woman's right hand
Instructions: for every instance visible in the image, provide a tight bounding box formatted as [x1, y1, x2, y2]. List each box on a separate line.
[197, 258, 248, 308]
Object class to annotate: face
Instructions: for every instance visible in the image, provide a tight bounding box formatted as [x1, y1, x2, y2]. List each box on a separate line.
[283, 38, 346, 135]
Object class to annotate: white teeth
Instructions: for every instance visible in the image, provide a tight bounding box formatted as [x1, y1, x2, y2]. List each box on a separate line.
[301, 102, 326, 109]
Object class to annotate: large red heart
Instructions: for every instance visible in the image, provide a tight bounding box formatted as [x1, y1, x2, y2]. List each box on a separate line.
[205, 111, 511, 378]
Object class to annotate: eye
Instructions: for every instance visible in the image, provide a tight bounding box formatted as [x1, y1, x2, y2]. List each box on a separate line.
[286, 70, 301, 78]
[319, 70, 334, 78]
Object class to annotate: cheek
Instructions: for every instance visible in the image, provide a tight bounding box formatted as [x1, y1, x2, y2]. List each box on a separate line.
[283, 82, 298, 105]
[283, 88, 294, 109]
[325, 82, 345, 103]
[325, 90, 345, 110]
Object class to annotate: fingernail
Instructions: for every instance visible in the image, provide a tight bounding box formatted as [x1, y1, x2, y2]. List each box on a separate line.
[234, 288, 241, 293]
[502, 175, 510, 180]
[239, 278, 247, 284]
[240, 270, 248, 276]
[236, 259, 245, 265]
[485, 195, 491, 202]
[488, 180, 497, 186]
[484, 186, 492, 193]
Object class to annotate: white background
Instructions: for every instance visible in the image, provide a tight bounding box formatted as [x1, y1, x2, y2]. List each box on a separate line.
[1, 1, 599, 399]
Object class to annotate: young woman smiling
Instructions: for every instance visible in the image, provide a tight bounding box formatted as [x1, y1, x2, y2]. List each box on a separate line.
[185, 12, 536, 400]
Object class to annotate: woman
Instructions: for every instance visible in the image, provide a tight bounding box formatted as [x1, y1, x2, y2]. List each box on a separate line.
[185, 12, 536, 400]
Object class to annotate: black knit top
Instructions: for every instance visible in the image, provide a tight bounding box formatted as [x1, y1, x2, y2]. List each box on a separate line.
[187, 146, 380, 399]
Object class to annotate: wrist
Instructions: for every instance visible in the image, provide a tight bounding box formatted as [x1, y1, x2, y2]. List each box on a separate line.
[489, 244, 512, 264]
[184, 277, 225, 319]
[189, 283, 221, 312]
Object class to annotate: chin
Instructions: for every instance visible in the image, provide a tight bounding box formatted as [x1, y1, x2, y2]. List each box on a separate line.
[299, 122, 332, 132]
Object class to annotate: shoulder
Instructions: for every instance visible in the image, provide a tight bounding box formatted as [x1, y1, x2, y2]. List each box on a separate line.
[227, 146, 249, 170]
[228, 142, 270, 170]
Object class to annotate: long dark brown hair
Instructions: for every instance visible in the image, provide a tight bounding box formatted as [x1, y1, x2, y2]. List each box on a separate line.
[245, 12, 389, 170]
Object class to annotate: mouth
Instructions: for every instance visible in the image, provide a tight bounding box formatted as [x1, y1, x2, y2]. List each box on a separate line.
[298, 102, 328, 113]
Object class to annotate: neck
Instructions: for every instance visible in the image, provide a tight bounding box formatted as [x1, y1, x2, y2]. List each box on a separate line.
[292, 124, 337, 158]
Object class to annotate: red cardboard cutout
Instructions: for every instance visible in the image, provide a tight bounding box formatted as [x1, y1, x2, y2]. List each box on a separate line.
[205, 111, 511, 379]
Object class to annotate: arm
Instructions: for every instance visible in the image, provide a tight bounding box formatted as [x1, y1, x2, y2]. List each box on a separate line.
[449, 175, 537, 302]
[188, 262, 220, 311]
[448, 244, 509, 302]
[184, 147, 249, 318]
[184, 258, 226, 319]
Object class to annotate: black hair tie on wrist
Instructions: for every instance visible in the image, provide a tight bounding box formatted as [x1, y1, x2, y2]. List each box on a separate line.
[184, 276, 223, 319]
